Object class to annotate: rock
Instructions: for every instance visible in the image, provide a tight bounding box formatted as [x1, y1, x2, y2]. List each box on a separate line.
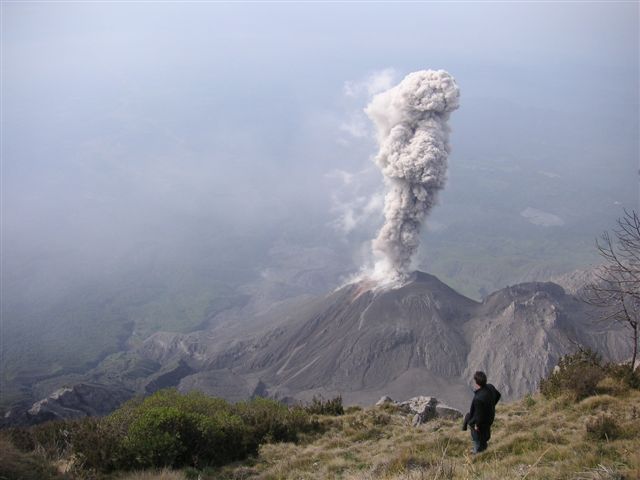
[435, 403, 463, 420]
[399, 396, 438, 425]
[394, 395, 463, 424]
[412, 413, 422, 426]
[376, 395, 395, 406]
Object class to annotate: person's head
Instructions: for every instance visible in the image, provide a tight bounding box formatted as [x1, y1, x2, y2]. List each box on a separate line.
[473, 371, 487, 389]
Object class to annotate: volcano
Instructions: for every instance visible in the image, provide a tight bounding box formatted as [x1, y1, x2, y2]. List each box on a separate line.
[230, 272, 479, 407]
[141, 271, 628, 410]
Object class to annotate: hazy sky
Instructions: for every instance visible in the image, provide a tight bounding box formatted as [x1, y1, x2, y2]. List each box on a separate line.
[2, 2, 639, 293]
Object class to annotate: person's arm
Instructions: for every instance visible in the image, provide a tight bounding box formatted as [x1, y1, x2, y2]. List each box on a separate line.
[467, 397, 479, 427]
[468, 397, 488, 427]
[462, 412, 470, 431]
[494, 389, 501, 405]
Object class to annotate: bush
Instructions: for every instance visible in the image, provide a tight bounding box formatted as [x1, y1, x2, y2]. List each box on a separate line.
[121, 406, 244, 468]
[303, 395, 344, 416]
[585, 413, 621, 440]
[235, 397, 314, 450]
[78, 389, 251, 470]
[540, 349, 605, 401]
[540, 349, 640, 402]
[523, 394, 536, 408]
[603, 363, 640, 390]
[6, 419, 74, 460]
[71, 417, 126, 471]
[6, 389, 317, 474]
[109, 389, 232, 433]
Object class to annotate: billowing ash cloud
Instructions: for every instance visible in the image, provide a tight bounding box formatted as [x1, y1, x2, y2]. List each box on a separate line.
[365, 69, 459, 284]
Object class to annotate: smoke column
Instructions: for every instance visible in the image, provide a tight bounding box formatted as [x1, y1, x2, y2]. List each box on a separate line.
[365, 70, 459, 285]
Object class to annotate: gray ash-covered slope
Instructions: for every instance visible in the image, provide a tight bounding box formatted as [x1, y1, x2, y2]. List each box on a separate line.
[162, 271, 628, 410]
[463, 281, 627, 399]
[231, 272, 479, 407]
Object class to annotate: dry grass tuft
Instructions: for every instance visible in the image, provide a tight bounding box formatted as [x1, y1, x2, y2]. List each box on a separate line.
[572, 463, 626, 480]
[118, 469, 187, 480]
[0, 436, 64, 480]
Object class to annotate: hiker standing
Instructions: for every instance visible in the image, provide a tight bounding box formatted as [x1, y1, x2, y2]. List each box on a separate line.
[464, 371, 501, 454]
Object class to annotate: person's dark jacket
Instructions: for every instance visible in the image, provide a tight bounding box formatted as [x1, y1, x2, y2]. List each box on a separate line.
[464, 384, 501, 440]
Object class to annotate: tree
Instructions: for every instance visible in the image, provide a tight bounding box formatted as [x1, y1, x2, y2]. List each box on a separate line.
[584, 209, 640, 372]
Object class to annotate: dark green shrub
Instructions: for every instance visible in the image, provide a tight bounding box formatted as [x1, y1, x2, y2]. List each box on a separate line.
[303, 395, 344, 416]
[124, 406, 200, 468]
[234, 397, 313, 450]
[71, 417, 128, 472]
[184, 467, 201, 479]
[121, 406, 246, 469]
[108, 389, 232, 434]
[540, 349, 605, 401]
[6, 389, 317, 474]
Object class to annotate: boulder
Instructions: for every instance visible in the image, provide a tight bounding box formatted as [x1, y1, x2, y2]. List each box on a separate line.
[394, 395, 463, 425]
[435, 403, 463, 420]
[399, 396, 438, 425]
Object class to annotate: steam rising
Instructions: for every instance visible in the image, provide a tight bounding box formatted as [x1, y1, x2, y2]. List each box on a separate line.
[366, 70, 459, 285]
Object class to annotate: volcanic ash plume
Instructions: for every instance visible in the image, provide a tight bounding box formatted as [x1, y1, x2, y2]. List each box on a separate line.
[365, 69, 459, 285]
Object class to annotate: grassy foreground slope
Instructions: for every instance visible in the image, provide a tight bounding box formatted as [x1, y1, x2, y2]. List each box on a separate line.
[193, 392, 639, 480]
[3, 370, 639, 479]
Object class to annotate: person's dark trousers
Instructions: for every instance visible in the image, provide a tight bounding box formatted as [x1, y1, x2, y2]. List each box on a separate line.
[471, 427, 488, 453]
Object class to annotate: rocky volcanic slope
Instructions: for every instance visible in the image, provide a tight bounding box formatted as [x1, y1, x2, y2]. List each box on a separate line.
[139, 271, 629, 410]
[221, 272, 479, 407]
[4, 271, 629, 425]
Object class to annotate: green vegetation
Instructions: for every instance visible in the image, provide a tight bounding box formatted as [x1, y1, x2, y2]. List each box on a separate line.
[2, 390, 321, 477]
[303, 395, 345, 416]
[2, 364, 638, 479]
[540, 348, 640, 401]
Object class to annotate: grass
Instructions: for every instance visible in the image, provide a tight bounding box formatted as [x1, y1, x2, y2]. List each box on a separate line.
[4, 388, 638, 479]
[0, 437, 66, 480]
[186, 389, 639, 480]
[117, 470, 187, 480]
